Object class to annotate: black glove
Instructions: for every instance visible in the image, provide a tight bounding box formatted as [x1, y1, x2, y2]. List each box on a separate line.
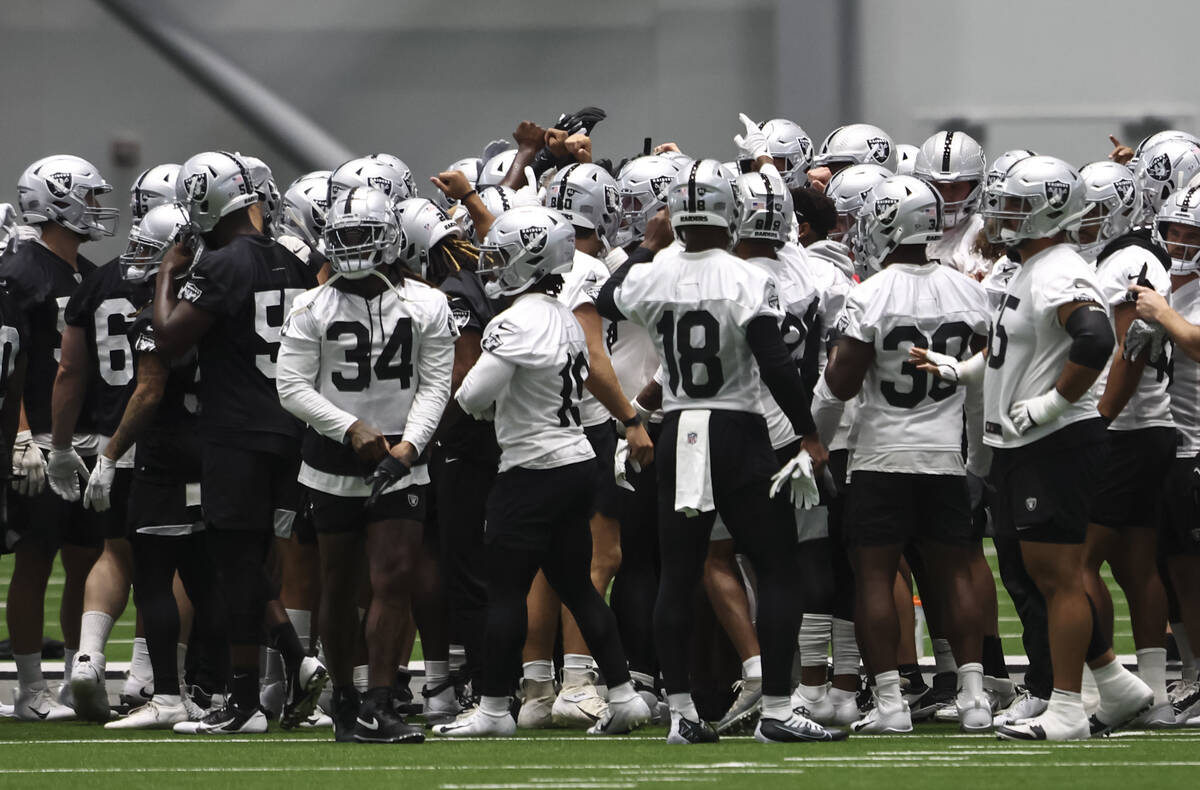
[365, 454, 411, 509]
[531, 106, 609, 177]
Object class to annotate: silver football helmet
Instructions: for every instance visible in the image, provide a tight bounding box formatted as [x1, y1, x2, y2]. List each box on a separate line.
[1152, 184, 1200, 275]
[913, 131, 987, 228]
[760, 118, 813, 188]
[666, 159, 741, 239]
[895, 144, 920, 176]
[824, 163, 892, 243]
[1133, 138, 1200, 222]
[18, 155, 119, 240]
[734, 169, 793, 245]
[986, 149, 1037, 189]
[478, 205, 576, 297]
[239, 154, 281, 229]
[175, 151, 258, 234]
[812, 124, 895, 170]
[280, 171, 332, 250]
[616, 154, 681, 247]
[130, 163, 181, 223]
[119, 202, 190, 282]
[329, 154, 415, 206]
[1077, 161, 1142, 257]
[1130, 130, 1200, 170]
[0, 203, 19, 256]
[544, 163, 621, 247]
[478, 149, 518, 188]
[981, 155, 1086, 244]
[322, 187, 400, 278]
[395, 198, 463, 279]
[852, 175, 943, 272]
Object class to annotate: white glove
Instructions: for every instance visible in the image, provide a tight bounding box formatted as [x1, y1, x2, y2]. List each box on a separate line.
[733, 112, 768, 160]
[11, 431, 46, 497]
[614, 439, 639, 492]
[1009, 389, 1071, 436]
[46, 447, 89, 502]
[1123, 318, 1166, 363]
[768, 449, 820, 510]
[83, 455, 117, 512]
[918, 349, 964, 382]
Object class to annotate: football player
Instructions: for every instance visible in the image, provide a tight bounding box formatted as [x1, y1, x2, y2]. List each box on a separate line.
[437, 205, 651, 738]
[278, 170, 333, 278]
[913, 130, 990, 279]
[153, 151, 325, 735]
[2, 155, 118, 722]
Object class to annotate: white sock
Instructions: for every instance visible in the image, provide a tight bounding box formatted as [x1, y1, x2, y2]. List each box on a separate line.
[742, 655, 762, 681]
[522, 660, 554, 683]
[1172, 623, 1197, 682]
[563, 653, 596, 672]
[449, 644, 467, 674]
[932, 638, 957, 674]
[153, 693, 182, 706]
[63, 648, 77, 684]
[15, 652, 45, 691]
[261, 647, 283, 684]
[667, 692, 699, 721]
[1136, 647, 1168, 705]
[1091, 655, 1133, 698]
[831, 618, 861, 677]
[608, 681, 637, 704]
[79, 611, 114, 656]
[874, 670, 902, 707]
[799, 613, 832, 667]
[425, 659, 450, 690]
[353, 664, 369, 693]
[828, 686, 857, 705]
[285, 609, 311, 652]
[127, 638, 153, 690]
[1047, 688, 1085, 720]
[957, 661, 983, 698]
[761, 694, 791, 720]
[479, 695, 509, 716]
[797, 683, 827, 701]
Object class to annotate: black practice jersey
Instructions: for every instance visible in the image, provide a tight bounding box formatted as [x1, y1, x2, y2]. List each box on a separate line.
[0, 242, 96, 433]
[177, 235, 316, 449]
[438, 269, 499, 461]
[0, 285, 30, 417]
[128, 304, 201, 480]
[64, 259, 152, 436]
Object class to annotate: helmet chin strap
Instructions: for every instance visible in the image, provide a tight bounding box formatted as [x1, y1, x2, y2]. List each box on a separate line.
[326, 265, 409, 302]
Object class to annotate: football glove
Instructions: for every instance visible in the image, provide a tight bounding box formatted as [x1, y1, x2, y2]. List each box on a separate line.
[46, 447, 89, 502]
[1009, 389, 1070, 436]
[365, 454, 411, 509]
[614, 439, 640, 492]
[1123, 318, 1166, 363]
[11, 431, 46, 498]
[768, 449, 820, 510]
[733, 112, 768, 160]
[83, 455, 117, 512]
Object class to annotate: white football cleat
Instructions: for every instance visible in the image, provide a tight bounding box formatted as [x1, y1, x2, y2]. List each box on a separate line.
[851, 699, 912, 734]
[421, 683, 463, 727]
[996, 709, 1089, 741]
[984, 676, 1018, 712]
[516, 678, 555, 729]
[1171, 680, 1200, 724]
[551, 669, 608, 728]
[432, 707, 516, 737]
[259, 679, 286, 720]
[828, 688, 861, 727]
[791, 683, 835, 724]
[15, 686, 76, 722]
[993, 688, 1048, 726]
[69, 653, 112, 722]
[956, 692, 993, 733]
[105, 696, 189, 730]
[1132, 701, 1177, 729]
[1089, 672, 1153, 736]
[715, 678, 762, 734]
[588, 695, 652, 735]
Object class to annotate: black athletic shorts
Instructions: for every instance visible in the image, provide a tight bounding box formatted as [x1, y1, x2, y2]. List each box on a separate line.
[201, 442, 301, 532]
[585, 420, 617, 518]
[307, 485, 427, 534]
[6, 450, 106, 551]
[989, 418, 1109, 545]
[127, 474, 202, 534]
[101, 467, 135, 540]
[1090, 426, 1176, 528]
[844, 471, 973, 547]
[1161, 456, 1200, 556]
[485, 460, 596, 552]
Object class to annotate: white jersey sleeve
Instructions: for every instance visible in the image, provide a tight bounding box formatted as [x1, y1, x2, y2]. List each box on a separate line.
[1168, 279, 1200, 456]
[559, 250, 615, 427]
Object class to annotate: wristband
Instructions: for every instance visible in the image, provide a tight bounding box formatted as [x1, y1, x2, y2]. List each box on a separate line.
[461, 189, 478, 202]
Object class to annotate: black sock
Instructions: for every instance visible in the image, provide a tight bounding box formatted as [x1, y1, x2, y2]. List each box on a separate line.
[268, 621, 307, 677]
[982, 636, 1009, 678]
[231, 668, 258, 711]
[899, 664, 927, 691]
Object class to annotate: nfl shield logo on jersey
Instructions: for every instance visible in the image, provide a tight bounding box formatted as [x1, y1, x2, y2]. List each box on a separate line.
[519, 226, 548, 254]
[46, 172, 73, 198]
[867, 137, 891, 164]
[686, 432, 698, 445]
[185, 172, 208, 201]
[1044, 180, 1070, 210]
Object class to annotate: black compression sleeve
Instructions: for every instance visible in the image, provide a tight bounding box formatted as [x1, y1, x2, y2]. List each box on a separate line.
[1064, 302, 1115, 370]
[594, 248, 654, 322]
[746, 315, 817, 437]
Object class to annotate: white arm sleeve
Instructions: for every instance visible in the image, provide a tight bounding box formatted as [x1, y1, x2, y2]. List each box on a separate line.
[402, 319, 455, 455]
[964, 381, 992, 477]
[455, 352, 516, 420]
[276, 331, 358, 443]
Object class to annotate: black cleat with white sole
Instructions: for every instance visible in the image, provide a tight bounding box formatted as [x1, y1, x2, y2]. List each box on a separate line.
[353, 689, 425, 744]
[667, 715, 720, 744]
[756, 713, 849, 743]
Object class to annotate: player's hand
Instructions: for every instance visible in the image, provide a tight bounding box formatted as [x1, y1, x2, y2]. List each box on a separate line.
[799, 432, 828, 476]
[46, 446, 89, 502]
[11, 432, 46, 497]
[83, 455, 117, 512]
[733, 112, 768, 160]
[1009, 389, 1070, 436]
[910, 347, 961, 381]
[769, 447, 820, 510]
[624, 421, 654, 468]
[365, 453, 411, 509]
[346, 420, 390, 464]
[807, 165, 832, 192]
[652, 142, 682, 155]
[430, 170, 475, 202]
[545, 128, 570, 159]
[565, 133, 592, 164]
[513, 120, 547, 152]
[1123, 317, 1167, 362]
[967, 472, 985, 511]
[1108, 134, 1134, 165]
[640, 208, 674, 252]
[1128, 284, 1171, 323]
[160, 240, 195, 280]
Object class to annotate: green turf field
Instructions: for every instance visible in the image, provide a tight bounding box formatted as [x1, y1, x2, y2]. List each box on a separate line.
[0, 721, 1195, 789]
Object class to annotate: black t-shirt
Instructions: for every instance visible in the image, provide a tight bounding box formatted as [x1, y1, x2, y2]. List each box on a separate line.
[177, 235, 316, 451]
[63, 259, 152, 436]
[0, 284, 30, 418]
[437, 269, 499, 461]
[0, 242, 96, 433]
[128, 304, 201, 480]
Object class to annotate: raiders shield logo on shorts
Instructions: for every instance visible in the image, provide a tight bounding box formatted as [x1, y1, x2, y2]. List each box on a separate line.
[1044, 180, 1070, 210]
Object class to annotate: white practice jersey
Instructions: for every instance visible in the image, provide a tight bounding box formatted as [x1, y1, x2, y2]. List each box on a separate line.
[279, 277, 456, 497]
[929, 214, 990, 279]
[839, 262, 989, 473]
[611, 246, 783, 415]
[1169, 278, 1200, 457]
[478, 292, 595, 472]
[604, 247, 660, 402]
[559, 249, 611, 427]
[1091, 245, 1174, 431]
[981, 255, 1019, 311]
[983, 244, 1107, 449]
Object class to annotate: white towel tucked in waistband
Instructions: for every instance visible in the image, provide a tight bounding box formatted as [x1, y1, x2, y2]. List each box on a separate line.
[674, 410, 715, 517]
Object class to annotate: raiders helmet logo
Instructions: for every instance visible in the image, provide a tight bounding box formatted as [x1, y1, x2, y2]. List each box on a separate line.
[798, 138, 813, 159]
[867, 137, 891, 164]
[184, 173, 208, 202]
[519, 226, 548, 253]
[1145, 153, 1172, 182]
[604, 184, 619, 214]
[873, 196, 899, 225]
[1112, 178, 1136, 206]
[451, 307, 472, 328]
[309, 198, 328, 228]
[1044, 180, 1070, 210]
[650, 176, 673, 199]
[367, 176, 393, 194]
[46, 172, 73, 198]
